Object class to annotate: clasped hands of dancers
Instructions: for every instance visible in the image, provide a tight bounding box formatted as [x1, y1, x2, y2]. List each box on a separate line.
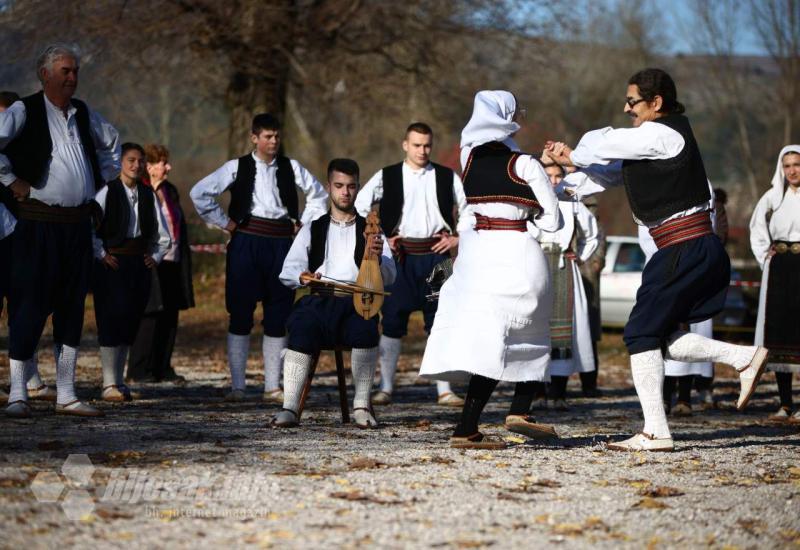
[1, 44, 774, 452]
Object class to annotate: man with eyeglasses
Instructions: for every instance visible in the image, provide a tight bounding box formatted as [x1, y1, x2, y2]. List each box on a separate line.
[546, 67, 768, 452]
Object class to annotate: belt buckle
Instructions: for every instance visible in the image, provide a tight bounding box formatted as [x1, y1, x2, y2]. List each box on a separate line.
[791, 243, 800, 254]
[775, 243, 789, 254]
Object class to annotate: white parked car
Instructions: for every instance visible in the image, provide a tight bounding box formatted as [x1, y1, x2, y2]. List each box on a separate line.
[600, 236, 751, 331]
[600, 236, 645, 327]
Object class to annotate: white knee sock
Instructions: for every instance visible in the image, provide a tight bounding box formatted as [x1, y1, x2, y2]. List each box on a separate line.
[282, 349, 312, 413]
[227, 333, 250, 391]
[116, 346, 128, 386]
[9, 359, 28, 403]
[56, 344, 79, 405]
[100, 346, 117, 388]
[378, 336, 401, 393]
[436, 380, 453, 396]
[263, 335, 287, 392]
[352, 347, 379, 410]
[25, 352, 44, 389]
[630, 350, 671, 439]
[665, 331, 756, 370]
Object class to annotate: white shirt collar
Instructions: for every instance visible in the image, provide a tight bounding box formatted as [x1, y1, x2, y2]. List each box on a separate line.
[43, 93, 76, 119]
[402, 161, 432, 176]
[251, 151, 277, 166]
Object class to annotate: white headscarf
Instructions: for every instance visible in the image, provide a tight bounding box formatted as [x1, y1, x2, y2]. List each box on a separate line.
[766, 144, 800, 210]
[460, 90, 520, 148]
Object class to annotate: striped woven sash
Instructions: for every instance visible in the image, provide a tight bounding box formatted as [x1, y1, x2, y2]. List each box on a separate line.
[649, 211, 712, 249]
[474, 214, 527, 232]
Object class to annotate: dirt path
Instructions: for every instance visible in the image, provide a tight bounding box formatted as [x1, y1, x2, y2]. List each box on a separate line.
[1, 337, 798, 549]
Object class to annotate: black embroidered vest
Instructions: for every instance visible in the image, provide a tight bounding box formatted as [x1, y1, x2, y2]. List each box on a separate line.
[228, 154, 298, 224]
[1, 91, 104, 212]
[621, 114, 710, 223]
[378, 162, 455, 236]
[96, 179, 157, 248]
[308, 213, 366, 273]
[461, 142, 540, 209]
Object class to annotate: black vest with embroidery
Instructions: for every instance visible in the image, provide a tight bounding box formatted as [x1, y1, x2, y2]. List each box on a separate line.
[622, 114, 710, 223]
[228, 154, 298, 224]
[308, 213, 366, 273]
[462, 142, 540, 209]
[0, 91, 104, 212]
[96, 179, 157, 249]
[378, 162, 455, 236]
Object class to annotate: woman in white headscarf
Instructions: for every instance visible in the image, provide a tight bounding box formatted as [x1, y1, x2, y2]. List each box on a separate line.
[750, 144, 800, 422]
[420, 90, 561, 448]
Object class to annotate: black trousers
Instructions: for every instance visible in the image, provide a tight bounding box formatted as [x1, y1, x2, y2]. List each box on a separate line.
[128, 260, 181, 381]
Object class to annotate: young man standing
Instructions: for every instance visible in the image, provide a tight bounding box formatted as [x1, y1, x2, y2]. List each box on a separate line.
[92, 142, 171, 402]
[191, 114, 328, 402]
[275, 158, 395, 428]
[355, 123, 467, 407]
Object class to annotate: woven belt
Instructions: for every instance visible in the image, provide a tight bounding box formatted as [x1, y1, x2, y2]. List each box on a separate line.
[237, 216, 294, 238]
[310, 287, 350, 298]
[773, 241, 800, 254]
[399, 237, 441, 255]
[649, 211, 712, 249]
[107, 237, 149, 256]
[474, 214, 528, 232]
[16, 199, 94, 224]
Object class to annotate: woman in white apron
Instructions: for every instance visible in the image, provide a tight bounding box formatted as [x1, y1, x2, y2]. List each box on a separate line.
[750, 144, 800, 422]
[420, 90, 561, 448]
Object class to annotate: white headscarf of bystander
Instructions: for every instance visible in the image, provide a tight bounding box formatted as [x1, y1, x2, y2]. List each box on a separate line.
[767, 144, 800, 211]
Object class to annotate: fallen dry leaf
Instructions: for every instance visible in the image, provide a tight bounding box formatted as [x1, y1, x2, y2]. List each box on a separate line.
[348, 457, 385, 470]
[633, 497, 669, 509]
[736, 518, 767, 535]
[638, 486, 684, 498]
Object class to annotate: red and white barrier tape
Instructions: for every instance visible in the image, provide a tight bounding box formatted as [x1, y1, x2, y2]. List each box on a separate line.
[729, 280, 760, 288]
[189, 243, 227, 254]
[185, 245, 769, 290]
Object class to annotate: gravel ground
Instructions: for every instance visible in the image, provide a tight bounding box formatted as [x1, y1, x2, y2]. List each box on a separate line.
[1, 339, 799, 549]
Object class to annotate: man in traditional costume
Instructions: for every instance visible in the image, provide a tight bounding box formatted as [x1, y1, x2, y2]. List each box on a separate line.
[534, 161, 598, 410]
[92, 142, 171, 402]
[355, 122, 467, 407]
[273, 158, 395, 429]
[1, 44, 121, 418]
[190, 114, 328, 402]
[750, 145, 800, 422]
[549, 68, 768, 451]
[420, 90, 561, 449]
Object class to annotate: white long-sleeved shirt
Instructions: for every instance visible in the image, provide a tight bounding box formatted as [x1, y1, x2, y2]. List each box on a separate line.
[190, 152, 328, 229]
[532, 200, 598, 264]
[458, 137, 561, 233]
[354, 162, 467, 237]
[92, 183, 172, 263]
[0, 96, 121, 206]
[0, 202, 15, 239]
[564, 121, 713, 228]
[280, 218, 396, 289]
[750, 186, 800, 268]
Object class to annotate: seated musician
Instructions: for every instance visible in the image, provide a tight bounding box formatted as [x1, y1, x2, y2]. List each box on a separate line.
[273, 158, 396, 428]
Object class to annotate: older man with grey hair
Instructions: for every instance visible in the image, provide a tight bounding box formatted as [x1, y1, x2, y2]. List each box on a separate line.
[0, 43, 121, 418]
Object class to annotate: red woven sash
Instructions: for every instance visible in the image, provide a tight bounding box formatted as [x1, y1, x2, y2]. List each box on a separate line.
[474, 214, 527, 232]
[237, 216, 294, 238]
[649, 211, 712, 249]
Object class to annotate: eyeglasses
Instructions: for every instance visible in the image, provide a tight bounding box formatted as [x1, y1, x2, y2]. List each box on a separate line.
[625, 97, 646, 108]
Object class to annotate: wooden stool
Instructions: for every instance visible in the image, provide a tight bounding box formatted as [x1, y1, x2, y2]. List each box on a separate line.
[296, 346, 351, 423]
